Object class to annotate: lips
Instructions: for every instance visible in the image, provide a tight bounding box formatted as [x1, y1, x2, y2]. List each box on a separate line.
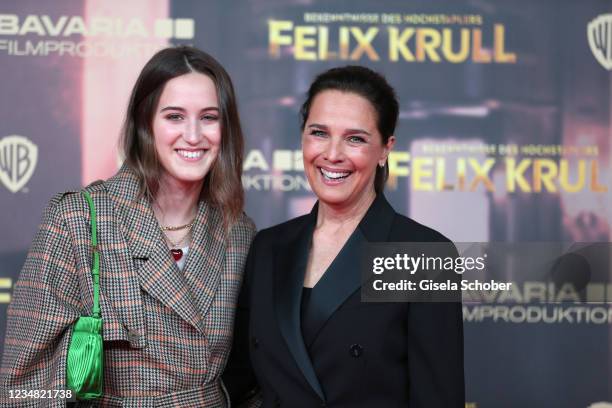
[320, 167, 351, 181]
[176, 149, 205, 160]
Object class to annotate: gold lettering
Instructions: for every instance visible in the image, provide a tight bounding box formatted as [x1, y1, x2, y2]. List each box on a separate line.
[469, 158, 495, 192]
[412, 157, 434, 191]
[340, 26, 350, 59]
[294, 26, 317, 60]
[494, 24, 516, 63]
[533, 159, 558, 192]
[590, 160, 608, 192]
[472, 29, 491, 63]
[559, 160, 584, 193]
[506, 158, 531, 192]
[269, 20, 293, 58]
[350, 27, 379, 60]
[435, 157, 454, 190]
[388, 152, 410, 189]
[388, 27, 415, 62]
[457, 158, 467, 191]
[442, 28, 470, 63]
[318, 26, 329, 60]
[416, 28, 441, 62]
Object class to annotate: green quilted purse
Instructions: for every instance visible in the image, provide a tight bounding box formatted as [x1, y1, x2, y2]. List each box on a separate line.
[66, 190, 103, 399]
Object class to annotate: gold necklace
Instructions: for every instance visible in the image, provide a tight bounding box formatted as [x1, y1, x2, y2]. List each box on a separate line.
[161, 219, 196, 232]
[164, 228, 192, 248]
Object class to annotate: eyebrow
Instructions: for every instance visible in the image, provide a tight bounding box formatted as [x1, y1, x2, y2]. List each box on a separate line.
[160, 106, 219, 112]
[307, 123, 372, 136]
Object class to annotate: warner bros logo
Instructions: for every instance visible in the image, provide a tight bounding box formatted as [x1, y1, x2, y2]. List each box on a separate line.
[0, 135, 38, 193]
[588, 14, 612, 70]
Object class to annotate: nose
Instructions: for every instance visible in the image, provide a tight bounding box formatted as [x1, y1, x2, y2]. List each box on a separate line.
[323, 137, 344, 163]
[183, 118, 202, 144]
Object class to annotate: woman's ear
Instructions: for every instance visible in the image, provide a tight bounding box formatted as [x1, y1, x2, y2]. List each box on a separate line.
[379, 135, 396, 167]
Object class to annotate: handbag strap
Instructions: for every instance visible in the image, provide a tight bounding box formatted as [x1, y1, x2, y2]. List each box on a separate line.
[81, 191, 100, 318]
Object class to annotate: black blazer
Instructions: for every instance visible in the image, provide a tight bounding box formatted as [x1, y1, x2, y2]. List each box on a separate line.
[224, 195, 464, 408]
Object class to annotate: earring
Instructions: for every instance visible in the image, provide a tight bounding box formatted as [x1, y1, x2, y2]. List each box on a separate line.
[378, 161, 385, 168]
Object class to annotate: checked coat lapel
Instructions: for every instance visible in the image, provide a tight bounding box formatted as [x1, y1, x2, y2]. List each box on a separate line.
[180, 193, 227, 330]
[105, 165, 223, 334]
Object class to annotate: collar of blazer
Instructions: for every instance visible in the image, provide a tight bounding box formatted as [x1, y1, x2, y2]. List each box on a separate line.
[274, 193, 397, 400]
[103, 164, 227, 334]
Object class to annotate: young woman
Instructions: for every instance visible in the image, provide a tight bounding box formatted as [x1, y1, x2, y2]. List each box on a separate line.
[225, 66, 464, 408]
[1, 46, 255, 406]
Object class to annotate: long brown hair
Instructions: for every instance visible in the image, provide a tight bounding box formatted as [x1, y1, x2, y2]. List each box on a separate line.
[121, 46, 244, 227]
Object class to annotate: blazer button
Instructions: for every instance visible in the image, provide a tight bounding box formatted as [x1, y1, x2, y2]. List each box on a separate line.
[251, 336, 259, 349]
[349, 343, 363, 358]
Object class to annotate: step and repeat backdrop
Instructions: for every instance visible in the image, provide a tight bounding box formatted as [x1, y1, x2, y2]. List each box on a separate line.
[1, 0, 611, 406]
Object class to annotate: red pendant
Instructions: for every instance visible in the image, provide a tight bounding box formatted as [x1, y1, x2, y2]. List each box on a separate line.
[170, 248, 183, 261]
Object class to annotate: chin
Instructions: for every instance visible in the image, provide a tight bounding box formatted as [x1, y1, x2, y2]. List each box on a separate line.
[312, 188, 351, 207]
[167, 169, 207, 185]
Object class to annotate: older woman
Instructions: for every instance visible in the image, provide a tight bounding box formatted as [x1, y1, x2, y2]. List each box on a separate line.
[225, 66, 464, 407]
[1, 46, 255, 406]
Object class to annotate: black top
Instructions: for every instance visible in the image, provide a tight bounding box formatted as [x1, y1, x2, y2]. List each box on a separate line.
[300, 287, 313, 346]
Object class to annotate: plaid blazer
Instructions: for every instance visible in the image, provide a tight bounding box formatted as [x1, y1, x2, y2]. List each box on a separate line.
[0, 165, 256, 407]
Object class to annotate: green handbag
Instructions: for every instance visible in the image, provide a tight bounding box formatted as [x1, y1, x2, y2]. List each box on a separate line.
[66, 190, 103, 400]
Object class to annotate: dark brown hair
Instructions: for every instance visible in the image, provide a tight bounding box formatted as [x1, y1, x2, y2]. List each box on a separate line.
[300, 66, 399, 194]
[122, 46, 244, 226]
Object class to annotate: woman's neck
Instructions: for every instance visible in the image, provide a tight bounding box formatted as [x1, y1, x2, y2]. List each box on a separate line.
[316, 189, 376, 232]
[153, 176, 202, 227]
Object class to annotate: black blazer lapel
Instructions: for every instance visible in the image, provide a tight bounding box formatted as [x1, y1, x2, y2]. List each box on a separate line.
[301, 194, 396, 346]
[358, 194, 396, 243]
[301, 228, 366, 348]
[274, 215, 325, 400]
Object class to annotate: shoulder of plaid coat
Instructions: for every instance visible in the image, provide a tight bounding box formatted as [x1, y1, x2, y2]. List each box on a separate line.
[0, 165, 257, 407]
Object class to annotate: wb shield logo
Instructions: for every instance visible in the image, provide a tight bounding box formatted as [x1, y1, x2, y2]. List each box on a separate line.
[0, 135, 38, 193]
[588, 14, 612, 70]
